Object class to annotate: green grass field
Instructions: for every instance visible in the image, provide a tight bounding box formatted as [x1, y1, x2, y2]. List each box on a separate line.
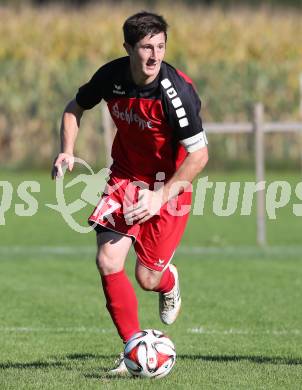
[1, 169, 302, 389]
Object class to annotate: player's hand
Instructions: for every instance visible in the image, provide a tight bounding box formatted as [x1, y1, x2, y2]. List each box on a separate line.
[124, 188, 164, 225]
[51, 153, 74, 179]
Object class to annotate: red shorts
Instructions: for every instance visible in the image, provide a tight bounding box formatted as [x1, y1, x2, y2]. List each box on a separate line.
[88, 175, 192, 271]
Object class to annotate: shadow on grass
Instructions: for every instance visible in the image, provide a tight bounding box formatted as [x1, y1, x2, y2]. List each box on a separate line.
[0, 361, 65, 370]
[0, 353, 114, 371]
[83, 373, 136, 381]
[1, 353, 301, 375]
[178, 354, 302, 365]
[0, 353, 139, 381]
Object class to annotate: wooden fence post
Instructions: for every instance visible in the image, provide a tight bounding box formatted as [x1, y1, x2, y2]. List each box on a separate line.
[254, 103, 266, 246]
[299, 73, 302, 171]
[101, 102, 115, 168]
[299, 73, 302, 119]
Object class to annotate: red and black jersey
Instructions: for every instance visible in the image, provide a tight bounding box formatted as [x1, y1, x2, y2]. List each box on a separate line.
[76, 56, 206, 183]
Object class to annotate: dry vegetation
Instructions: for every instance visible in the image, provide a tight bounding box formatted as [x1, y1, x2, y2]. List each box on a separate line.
[1, 2, 301, 167]
[1, 4, 301, 67]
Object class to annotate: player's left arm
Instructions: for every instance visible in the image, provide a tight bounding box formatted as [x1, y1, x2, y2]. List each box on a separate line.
[161, 145, 208, 203]
[161, 78, 209, 202]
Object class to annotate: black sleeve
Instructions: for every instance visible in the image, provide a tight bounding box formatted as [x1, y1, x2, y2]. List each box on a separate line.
[75, 64, 110, 110]
[163, 81, 204, 141]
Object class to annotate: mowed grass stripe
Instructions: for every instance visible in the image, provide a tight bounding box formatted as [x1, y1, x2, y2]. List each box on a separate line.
[0, 245, 302, 258]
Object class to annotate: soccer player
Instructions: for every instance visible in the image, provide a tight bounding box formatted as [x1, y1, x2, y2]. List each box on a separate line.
[52, 11, 208, 374]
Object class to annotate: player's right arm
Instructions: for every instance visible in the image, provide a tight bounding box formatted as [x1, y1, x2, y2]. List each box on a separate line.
[51, 99, 84, 179]
[51, 62, 111, 179]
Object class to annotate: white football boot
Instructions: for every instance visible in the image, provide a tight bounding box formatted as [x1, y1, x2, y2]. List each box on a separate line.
[159, 264, 181, 325]
[108, 352, 129, 376]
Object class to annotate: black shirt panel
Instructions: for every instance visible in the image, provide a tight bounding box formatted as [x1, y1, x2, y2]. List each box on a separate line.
[160, 63, 204, 142]
[75, 56, 204, 142]
[76, 57, 128, 109]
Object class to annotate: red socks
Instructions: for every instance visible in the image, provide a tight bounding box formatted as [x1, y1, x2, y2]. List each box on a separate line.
[101, 267, 175, 342]
[101, 270, 140, 343]
[153, 266, 175, 294]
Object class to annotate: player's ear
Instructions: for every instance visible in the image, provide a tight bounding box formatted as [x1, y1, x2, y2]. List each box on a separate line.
[123, 42, 133, 56]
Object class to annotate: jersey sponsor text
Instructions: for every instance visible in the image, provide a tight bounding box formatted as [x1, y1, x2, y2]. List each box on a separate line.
[111, 102, 152, 130]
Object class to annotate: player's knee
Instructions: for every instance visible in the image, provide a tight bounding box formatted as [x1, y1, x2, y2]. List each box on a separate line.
[96, 251, 119, 275]
[135, 270, 160, 291]
[136, 276, 158, 291]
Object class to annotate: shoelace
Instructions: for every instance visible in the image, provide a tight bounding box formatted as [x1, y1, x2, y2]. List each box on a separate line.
[163, 288, 179, 310]
[114, 352, 124, 365]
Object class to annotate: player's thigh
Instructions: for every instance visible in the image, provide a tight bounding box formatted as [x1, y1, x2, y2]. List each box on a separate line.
[96, 230, 133, 275]
[134, 191, 192, 272]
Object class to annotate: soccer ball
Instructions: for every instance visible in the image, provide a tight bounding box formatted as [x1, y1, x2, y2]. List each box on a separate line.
[124, 329, 176, 378]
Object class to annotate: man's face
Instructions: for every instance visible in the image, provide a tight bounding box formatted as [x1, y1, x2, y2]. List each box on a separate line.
[126, 32, 166, 85]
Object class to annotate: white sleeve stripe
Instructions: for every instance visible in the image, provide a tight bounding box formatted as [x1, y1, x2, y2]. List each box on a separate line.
[180, 131, 208, 152]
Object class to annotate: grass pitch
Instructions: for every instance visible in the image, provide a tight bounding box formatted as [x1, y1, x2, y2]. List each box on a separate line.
[0, 170, 302, 389]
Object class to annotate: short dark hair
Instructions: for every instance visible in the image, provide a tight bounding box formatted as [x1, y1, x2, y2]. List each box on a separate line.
[123, 11, 168, 47]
